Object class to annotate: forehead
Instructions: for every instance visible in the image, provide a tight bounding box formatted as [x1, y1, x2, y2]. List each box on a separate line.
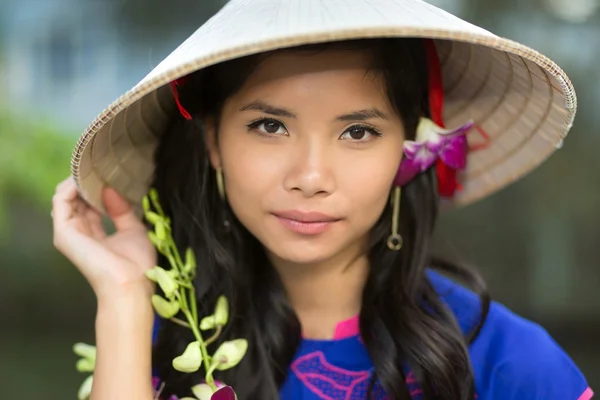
[231, 49, 388, 105]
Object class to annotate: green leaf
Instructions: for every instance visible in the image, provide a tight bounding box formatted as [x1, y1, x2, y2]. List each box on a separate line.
[154, 266, 178, 298]
[172, 341, 202, 373]
[78, 375, 94, 400]
[76, 358, 95, 373]
[151, 294, 180, 318]
[214, 296, 229, 326]
[73, 343, 97, 361]
[211, 339, 248, 371]
[200, 315, 216, 331]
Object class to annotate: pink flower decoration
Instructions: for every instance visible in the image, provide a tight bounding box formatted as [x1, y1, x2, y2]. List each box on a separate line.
[395, 118, 474, 186]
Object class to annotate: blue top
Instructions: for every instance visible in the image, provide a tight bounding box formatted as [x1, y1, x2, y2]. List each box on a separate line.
[154, 270, 593, 399]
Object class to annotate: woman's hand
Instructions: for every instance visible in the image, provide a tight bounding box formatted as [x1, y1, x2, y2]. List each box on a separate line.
[52, 177, 157, 300]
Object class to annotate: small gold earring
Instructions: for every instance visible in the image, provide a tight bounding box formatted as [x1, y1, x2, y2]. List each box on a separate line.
[386, 185, 403, 251]
[216, 168, 226, 201]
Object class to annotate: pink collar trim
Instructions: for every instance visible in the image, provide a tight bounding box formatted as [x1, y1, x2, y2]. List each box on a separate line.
[333, 315, 360, 340]
[301, 315, 360, 341]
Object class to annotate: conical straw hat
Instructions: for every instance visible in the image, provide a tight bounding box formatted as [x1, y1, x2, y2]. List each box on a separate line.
[71, 0, 576, 214]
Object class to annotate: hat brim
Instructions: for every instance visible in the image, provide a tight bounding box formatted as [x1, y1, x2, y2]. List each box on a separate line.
[71, 0, 576, 215]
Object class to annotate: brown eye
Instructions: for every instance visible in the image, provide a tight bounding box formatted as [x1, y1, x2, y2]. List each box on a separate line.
[263, 120, 283, 134]
[247, 118, 288, 135]
[340, 125, 382, 141]
[348, 127, 368, 140]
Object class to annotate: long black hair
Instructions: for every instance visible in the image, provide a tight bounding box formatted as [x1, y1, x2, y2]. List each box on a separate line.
[151, 38, 490, 399]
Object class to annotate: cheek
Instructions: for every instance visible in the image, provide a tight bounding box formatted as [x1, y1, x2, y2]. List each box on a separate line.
[336, 143, 403, 223]
[217, 130, 280, 227]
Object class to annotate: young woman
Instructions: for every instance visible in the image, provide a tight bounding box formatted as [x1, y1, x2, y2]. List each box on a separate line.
[52, 0, 592, 399]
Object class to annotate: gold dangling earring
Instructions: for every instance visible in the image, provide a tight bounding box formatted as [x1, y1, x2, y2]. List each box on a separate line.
[216, 168, 226, 201]
[386, 186, 403, 251]
[216, 168, 231, 230]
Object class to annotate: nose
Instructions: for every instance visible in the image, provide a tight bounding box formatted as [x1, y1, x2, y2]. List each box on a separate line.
[282, 138, 336, 198]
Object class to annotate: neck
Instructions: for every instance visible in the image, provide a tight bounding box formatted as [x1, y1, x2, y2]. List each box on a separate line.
[269, 245, 369, 340]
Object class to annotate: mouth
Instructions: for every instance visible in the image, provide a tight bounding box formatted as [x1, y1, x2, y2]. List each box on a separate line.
[271, 210, 342, 235]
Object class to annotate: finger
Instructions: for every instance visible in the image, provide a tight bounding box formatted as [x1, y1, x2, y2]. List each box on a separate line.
[52, 178, 80, 226]
[84, 206, 107, 240]
[102, 187, 142, 232]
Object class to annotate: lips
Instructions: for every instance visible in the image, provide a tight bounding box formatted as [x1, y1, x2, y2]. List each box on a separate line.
[271, 210, 341, 235]
[272, 210, 340, 223]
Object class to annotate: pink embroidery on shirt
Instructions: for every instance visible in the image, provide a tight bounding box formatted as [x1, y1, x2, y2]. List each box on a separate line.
[291, 351, 372, 399]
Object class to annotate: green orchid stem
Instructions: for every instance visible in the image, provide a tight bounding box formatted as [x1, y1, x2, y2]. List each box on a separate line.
[182, 309, 212, 380]
[149, 190, 165, 217]
[145, 192, 215, 390]
[169, 317, 191, 328]
[204, 361, 221, 392]
[174, 279, 194, 289]
[189, 287, 199, 323]
[205, 325, 223, 346]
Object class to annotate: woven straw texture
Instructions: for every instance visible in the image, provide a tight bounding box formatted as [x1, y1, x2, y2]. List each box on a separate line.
[71, 0, 577, 214]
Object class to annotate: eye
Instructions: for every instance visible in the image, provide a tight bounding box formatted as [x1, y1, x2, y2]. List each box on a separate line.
[339, 125, 382, 141]
[247, 118, 288, 135]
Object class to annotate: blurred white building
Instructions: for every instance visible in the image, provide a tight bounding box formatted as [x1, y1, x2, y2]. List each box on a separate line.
[0, 0, 196, 130]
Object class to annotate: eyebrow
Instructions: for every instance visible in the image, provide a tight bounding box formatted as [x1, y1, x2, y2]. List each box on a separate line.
[239, 101, 297, 118]
[336, 108, 389, 122]
[239, 101, 388, 121]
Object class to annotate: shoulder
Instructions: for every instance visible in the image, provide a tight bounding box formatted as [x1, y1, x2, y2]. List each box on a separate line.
[427, 270, 593, 400]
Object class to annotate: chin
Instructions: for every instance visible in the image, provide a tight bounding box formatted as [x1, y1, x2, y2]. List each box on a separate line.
[267, 240, 339, 266]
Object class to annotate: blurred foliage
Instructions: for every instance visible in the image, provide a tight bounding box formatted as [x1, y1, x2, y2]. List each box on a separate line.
[0, 109, 73, 235]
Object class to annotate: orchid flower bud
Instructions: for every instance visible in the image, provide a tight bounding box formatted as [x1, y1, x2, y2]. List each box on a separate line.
[212, 339, 248, 371]
[214, 296, 229, 326]
[152, 294, 181, 318]
[173, 341, 203, 373]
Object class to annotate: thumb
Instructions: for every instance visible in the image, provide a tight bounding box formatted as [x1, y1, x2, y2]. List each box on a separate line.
[102, 187, 142, 232]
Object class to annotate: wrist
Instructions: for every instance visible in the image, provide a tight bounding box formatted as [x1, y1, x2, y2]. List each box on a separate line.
[96, 279, 154, 306]
[96, 286, 155, 327]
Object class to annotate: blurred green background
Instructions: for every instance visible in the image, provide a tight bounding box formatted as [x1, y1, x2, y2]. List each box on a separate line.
[0, 0, 598, 397]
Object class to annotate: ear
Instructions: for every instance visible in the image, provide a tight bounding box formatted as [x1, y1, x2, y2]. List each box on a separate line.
[204, 117, 222, 169]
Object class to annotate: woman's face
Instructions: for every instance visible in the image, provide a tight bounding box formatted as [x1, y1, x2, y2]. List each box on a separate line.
[207, 50, 406, 265]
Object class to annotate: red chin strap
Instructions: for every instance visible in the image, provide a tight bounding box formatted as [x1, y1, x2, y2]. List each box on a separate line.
[423, 39, 461, 198]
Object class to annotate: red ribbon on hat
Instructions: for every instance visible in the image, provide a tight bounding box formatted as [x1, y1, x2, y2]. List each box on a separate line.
[423, 39, 492, 197]
[423, 39, 461, 197]
[170, 76, 193, 120]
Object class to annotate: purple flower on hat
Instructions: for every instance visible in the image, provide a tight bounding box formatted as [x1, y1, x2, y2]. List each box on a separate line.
[395, 117, 474, 186]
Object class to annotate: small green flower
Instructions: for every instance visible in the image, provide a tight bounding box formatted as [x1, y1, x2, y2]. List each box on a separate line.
[152, 266, 179, 298]
[200, 315, 216, 331]
[73, 343, 97, 361]
[76, 358, 95, 373]
[78, 375, 93, 400]
[173, 341, 203, 373]
[152, 294, 181, 318]
[211, 339, 248, 371]
[214, 296, 229, 326]
[184, 247, 197, 275]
